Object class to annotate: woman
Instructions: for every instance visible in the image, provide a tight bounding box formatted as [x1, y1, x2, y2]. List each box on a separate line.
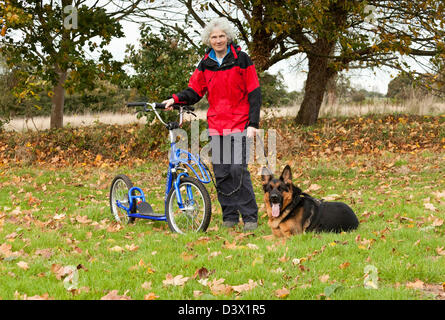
[162, 17, 261, 231]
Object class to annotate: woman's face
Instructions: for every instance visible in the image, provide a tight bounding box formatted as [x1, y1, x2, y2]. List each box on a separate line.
[209, 29, 228, 54]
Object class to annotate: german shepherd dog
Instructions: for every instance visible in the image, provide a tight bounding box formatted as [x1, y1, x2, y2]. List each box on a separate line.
[262, 165, 359, 237]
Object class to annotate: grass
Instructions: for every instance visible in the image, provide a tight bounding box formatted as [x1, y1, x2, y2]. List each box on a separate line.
[0, 151, 444, 300]
[0, 114, 444, 300]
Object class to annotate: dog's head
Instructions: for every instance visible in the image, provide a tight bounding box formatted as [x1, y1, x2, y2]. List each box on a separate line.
[261, 165, 302, 219]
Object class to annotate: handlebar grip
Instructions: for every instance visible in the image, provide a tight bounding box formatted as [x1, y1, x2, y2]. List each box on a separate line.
[158, 103, 195, 112]
[155, 103, 166, 109]
[126, 102, 147, 107]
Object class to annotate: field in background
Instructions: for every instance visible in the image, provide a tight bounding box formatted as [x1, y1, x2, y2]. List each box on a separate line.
[4, 100, 445, 132]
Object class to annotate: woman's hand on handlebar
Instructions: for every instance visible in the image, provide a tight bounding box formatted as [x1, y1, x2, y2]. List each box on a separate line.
[162, 98, 175, 111]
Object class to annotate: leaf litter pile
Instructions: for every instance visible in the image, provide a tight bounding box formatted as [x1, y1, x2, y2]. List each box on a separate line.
[0, 114, 444, 300]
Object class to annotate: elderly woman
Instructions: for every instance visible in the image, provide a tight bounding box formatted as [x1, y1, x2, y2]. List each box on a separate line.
[163, 17, 261, 231]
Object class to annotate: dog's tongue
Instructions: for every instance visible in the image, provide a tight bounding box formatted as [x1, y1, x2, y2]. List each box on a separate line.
[272, 203, 280, 217]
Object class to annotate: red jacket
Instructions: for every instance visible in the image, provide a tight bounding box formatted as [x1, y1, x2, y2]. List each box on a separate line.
[172, 43, 261, 135]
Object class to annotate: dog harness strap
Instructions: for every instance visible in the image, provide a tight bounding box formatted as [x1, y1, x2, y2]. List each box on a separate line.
[282, 194, 303, 215]
[302, 194, 323, 232]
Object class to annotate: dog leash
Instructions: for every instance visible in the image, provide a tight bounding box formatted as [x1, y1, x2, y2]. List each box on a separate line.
[203, 131, 272, 197]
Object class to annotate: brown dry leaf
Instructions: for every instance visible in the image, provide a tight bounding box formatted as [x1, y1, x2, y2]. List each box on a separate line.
[232, 279, 259, 293]
[34, 248, 54, 259]
[436, 247, 445, 256]
[53, 214, 66, 221]
[109, 246, 124, 253]
[51, 264, 75, 280]
[193, 267, 214, 280]
[23, 293, 53, 300]
[307, 184, 321, 192]
[208, 278, 233, 296]
[181, 251, 196, 261]
[0, 243, 14, 258]
[432, 191, 445, 200]
[6, 232, 19, 240]
[193, 290, 203, 298]
[319, 274, 330, 283]
[162, 273, 190, 287]
[424, 203, 437, 212]
[107, 223, 124, 233]
[432, 218, 444, 227]
[75, 215, 92, 224]
[246, 243, 259, 250]
[17, 261, 29, 270]
[275, 287, 290, 299]
[125, 244, 139, 252]
[141, 281, 152, 290]
[339, 262, 351, 269]
[208, 251, 222, 259]
[144, 292, 159, 300]
[223, 240, 238, 250]
[406, 279, 425, 289]
[187, 236, 210, 249]
[100, 290, 132, 300]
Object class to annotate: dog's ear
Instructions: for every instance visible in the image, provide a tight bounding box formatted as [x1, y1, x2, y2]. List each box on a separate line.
[280, 165, 292, 184]
[261, 166, 273, 191]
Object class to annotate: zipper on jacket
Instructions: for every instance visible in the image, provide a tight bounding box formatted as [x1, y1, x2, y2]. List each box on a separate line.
[219, 61, 235, 69]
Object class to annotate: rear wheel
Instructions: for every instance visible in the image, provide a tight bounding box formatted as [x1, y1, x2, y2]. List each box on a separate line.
[166, 176, 211, 234]
[109, 174, 136, 224]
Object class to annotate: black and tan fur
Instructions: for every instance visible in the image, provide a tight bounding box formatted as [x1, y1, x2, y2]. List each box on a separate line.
[262, 165, 359, 237]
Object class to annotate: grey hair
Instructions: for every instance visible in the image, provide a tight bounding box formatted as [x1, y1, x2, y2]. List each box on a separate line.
[201, 17, 236, 46]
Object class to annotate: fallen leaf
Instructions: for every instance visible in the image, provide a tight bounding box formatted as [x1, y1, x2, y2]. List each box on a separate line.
[424, 203, 436, 212]
[208, 278, 232, 296]
[17, 261, 29, 270]
[319, 274, 330, 283]
[246, 243, 259, 250]
[125, 244, 139, 252]
[181, 251, 196, 261]
[141, 281, 152, 290]
[193, 267, 214, 280]
[275, 287, 290, 299]
[162, 274, 190, 287]
[75, 215, 92, 224]
[144, 292, 159, 300]
[101, 290, 132, 300]
[23, 293, 53, 300]
[339, 262, 351, 269]
[193, 290, 203, 298]
[432, 218, 444, 227]
[406, 280, 424, 289]
[307, 184, 321, 192]
[34, 248, 54, 259]
[232, 279, 259, 293]
[109, 246, 124, 253]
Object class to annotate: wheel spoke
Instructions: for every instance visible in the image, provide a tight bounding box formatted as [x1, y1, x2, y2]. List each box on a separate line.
[168, 181, 207, 233]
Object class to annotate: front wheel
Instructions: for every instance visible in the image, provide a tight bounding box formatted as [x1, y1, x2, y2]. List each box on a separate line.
[166, 176, 211, 234]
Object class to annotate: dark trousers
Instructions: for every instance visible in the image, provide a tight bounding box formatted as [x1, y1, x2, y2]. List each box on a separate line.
[210, 132, 258, 223]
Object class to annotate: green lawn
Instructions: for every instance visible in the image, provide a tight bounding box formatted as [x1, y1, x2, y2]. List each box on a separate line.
[1, 148, 444, 300]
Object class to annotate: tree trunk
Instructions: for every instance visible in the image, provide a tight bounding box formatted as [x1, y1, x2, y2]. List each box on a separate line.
[296, 42, 336, 125]
[50, 68, 67, 129]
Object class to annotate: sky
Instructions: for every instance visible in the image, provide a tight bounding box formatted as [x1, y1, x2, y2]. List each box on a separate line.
[106, 20, 395, 95]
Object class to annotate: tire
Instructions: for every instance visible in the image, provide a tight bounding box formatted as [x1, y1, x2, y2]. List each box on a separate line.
[109, 174, 136, 224]
[166, 176, 211, 234]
